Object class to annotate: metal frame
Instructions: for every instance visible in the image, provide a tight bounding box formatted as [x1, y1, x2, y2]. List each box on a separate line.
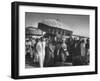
[11, 1, 98, 79]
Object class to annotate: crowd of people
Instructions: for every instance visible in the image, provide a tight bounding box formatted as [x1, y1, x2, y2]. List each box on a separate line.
[25, 35, 90, 68]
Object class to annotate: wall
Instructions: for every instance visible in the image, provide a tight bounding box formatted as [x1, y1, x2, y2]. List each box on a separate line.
[0, 0, 99, 81]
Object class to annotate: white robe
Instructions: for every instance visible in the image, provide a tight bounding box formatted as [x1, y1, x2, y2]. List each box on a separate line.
[36, 41, 46, 68]
[81, 43, 86, 57]
[42, 41, 46, 66]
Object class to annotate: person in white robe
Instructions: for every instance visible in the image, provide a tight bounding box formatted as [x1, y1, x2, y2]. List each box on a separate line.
[80, 40, 86, 57]
[36, 37, 46, 68]
[42, 38, 46, 67]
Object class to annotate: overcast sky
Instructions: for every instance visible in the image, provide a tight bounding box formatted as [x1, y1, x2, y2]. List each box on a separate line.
[25, 12, 89, 37]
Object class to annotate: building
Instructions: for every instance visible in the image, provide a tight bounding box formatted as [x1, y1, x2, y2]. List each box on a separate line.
[25, 27, 43, 40]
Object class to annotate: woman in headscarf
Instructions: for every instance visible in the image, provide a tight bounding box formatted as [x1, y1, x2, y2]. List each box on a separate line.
[80, 39, 87, 65]
[44, 40, 55, 67]
[59, 38, 69, 63]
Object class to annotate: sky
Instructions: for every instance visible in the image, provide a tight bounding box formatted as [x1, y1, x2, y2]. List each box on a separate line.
[25, 12, 89, 37]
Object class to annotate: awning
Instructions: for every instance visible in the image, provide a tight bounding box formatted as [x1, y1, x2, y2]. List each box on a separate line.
[40, 19, 72, 31]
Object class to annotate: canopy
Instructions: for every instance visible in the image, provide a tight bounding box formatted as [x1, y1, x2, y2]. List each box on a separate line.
[38, 19, 73, 36]
[40, 19, 72, 31]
